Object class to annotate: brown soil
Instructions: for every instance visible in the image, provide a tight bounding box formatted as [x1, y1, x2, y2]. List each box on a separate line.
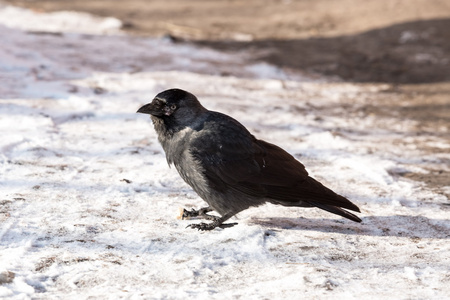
[4, 0, 449, 197]
[6, 0, 450, 83]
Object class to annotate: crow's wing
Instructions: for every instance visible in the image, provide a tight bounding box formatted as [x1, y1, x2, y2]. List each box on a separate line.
[190, 116, 359, 214]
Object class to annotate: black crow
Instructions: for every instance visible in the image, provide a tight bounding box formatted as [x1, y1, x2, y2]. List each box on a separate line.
[137, 88, 361, 230]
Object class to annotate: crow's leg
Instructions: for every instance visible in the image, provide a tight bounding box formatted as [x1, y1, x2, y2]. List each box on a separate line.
[186, 212, 238, 231]
[182, 207, 216, 220]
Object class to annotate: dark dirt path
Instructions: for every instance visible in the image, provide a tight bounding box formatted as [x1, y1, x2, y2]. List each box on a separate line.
[5, 0, 450, 83]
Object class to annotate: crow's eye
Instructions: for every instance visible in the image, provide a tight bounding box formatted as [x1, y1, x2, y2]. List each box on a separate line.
[170, 104, 177, 110]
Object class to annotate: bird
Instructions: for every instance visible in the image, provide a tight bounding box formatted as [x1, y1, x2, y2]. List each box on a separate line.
[137, 88, 361, 231]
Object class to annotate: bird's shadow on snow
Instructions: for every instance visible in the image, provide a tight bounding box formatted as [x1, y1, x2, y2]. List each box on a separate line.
[248, 215, 450, 239]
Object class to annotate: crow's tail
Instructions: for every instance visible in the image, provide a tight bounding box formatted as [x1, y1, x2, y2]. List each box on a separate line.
[310, 201, 362, 222]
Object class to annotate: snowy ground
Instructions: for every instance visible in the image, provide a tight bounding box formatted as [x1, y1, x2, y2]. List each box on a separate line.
[0, 4, 449, 299]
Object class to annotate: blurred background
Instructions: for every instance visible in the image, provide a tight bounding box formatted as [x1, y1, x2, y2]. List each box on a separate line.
[5, 0, 450, 83]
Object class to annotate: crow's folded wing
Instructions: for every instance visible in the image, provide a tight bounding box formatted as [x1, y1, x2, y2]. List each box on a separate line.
[191, 132, 359, 212]
[190, 124, 307, 194]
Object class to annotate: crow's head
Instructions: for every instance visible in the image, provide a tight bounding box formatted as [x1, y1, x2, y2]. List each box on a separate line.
[137, 89, 206, 126]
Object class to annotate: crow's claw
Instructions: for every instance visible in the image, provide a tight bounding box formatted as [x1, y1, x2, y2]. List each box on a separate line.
[186, 222, 238, 231]
[182, 207, 218, 221]
[182, 208, 199, 220]
[186, 222, 215, 231]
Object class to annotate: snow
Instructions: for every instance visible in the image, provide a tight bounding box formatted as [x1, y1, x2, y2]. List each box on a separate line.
[0, 4, 122, 35]
[0, 4, 449, 299]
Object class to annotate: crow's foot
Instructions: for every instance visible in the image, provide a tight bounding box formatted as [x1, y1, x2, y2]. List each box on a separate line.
[186, 221, 238, 231]
[182, 207, 217, 220]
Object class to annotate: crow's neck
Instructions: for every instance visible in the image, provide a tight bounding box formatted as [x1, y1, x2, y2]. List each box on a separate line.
[151, 116, 196, 165]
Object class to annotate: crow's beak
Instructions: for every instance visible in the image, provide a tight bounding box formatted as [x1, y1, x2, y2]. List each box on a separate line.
[137, 103, 164, 116]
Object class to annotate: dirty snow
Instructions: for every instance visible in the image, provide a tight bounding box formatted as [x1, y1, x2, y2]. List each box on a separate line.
[0, 4, 449, 299]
